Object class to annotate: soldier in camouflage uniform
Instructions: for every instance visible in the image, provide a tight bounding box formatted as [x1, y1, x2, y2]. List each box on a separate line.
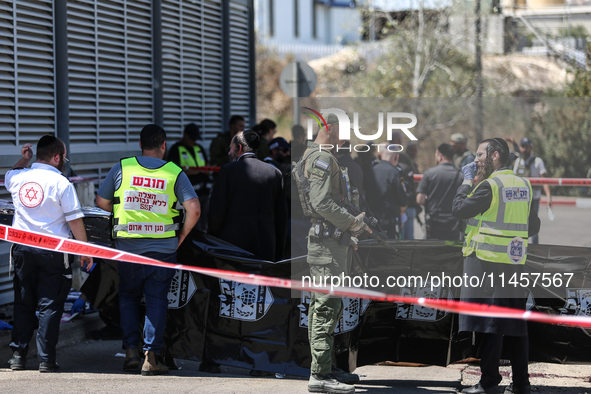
[294, 113, 371, 394]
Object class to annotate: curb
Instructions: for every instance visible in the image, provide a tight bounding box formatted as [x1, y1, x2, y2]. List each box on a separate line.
[0, 313, 104, 366]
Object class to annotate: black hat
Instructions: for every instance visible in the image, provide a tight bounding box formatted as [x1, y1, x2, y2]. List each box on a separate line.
[269, 137, 290, 151]
[184, 123, 201, 141]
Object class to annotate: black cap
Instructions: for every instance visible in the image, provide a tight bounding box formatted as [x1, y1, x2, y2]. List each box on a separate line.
[269, 137, 290, 151]
[184, 123, 201, 141]
[520, 137, 532, 147]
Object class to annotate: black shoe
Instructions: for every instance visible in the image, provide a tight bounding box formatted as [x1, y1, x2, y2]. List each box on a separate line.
[249, 369, 274, 377]
[163, 356, 179, 371]
[462, 383, 499, 394]
[39, 362, 60, 373]
[10, 351, 25, 371]
[198, 361, 221, 374]
[504, 383, 532, 394]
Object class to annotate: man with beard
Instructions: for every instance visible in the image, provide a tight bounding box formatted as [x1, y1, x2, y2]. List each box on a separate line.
[4, 136, 93, 372]
[293, 113, 372, 394]
[453, 138, 540, 394]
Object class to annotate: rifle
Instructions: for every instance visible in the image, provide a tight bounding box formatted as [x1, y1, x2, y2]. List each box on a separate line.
[340, 201, 398, 252]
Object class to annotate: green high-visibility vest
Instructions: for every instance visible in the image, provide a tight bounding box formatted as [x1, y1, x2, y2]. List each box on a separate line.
[112, 157, 182, 239]
[463, 169, 532, 265]
[178, 145, 206, 167]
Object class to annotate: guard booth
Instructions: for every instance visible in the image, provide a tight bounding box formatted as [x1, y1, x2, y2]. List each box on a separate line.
[0, 0, 256, 305]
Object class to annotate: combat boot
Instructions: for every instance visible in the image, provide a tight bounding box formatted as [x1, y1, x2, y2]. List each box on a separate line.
[141, 350, 169, 376]
[331, 366, 360, 384]
[308, 373, 355, 394]
[122, 347, 141, 371]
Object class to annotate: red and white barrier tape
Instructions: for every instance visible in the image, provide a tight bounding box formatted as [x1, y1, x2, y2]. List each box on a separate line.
[412, 174, 591, 186]
[1, 223, 591, 328]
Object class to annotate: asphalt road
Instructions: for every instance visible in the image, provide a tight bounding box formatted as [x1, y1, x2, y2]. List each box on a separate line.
[415, 204, 591, 247]
[0, 338, 589, 393]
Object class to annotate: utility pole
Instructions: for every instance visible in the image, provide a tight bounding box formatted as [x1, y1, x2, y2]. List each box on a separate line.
[475, 0, 483, 146]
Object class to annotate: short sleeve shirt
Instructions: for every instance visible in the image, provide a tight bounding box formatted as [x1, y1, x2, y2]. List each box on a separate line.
[97, 156, 198, 255]
[416, 162, 462, 216]
[5, 163, 84, 238]
[513, 157, 547, 200]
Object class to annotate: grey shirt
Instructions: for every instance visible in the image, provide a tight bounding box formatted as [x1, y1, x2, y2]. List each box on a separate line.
[97, 156, 198, 254]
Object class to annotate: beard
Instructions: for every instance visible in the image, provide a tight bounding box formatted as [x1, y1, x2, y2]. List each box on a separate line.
[476, 157, 494, 184]
[57, 155, 65, 172]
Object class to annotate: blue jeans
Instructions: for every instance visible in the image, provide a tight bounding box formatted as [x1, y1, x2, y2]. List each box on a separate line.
[118, 251, 176, 355]
[530, 199, 540, 245]
[402, 207, 416, 240]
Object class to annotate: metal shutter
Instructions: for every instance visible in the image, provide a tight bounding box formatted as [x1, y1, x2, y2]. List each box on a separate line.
[67, 0, 153, 147]
[162, 0, 223, 141]
[202, 0, 223, 140]
[228, 1, 250, 125]
[0, 0, 55, 151]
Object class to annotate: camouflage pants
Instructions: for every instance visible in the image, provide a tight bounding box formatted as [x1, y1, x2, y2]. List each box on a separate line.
[307, 232, 348, 375]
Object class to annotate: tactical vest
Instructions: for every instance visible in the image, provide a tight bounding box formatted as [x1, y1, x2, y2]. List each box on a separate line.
[178, 145, 206, 167]
[463, 169, 532, 264]
[113, 157, 182, 239]
[514, 156, 541, 194]
[292, 147, 359, 218]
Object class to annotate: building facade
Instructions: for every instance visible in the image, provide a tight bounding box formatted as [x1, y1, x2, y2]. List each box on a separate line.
[0, 0, 256, 305]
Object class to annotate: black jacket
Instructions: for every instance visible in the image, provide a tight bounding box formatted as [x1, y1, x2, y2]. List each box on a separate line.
[208, 154, 288, 262]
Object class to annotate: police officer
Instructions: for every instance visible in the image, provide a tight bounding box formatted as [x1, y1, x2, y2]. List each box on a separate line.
[294, 113, 371, 394]
[167, 123, 210, 231]
[452, 138, 540, 394]
[5, 136, 93, 372]
[96, 124, 200, 376]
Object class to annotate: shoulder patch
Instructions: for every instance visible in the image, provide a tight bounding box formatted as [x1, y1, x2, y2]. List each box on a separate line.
[315, 159, 329, 171]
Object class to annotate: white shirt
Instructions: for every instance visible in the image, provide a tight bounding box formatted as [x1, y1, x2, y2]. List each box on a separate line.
[5, 163, 84, 238]
[513, 156, 547, 200]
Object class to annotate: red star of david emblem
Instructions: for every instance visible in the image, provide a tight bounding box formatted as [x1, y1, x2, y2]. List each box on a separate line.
[24, 187, 38, 202]
[19, 182, 44, 208]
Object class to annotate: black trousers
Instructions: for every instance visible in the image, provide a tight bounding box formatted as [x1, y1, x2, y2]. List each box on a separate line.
[480, 333, 530, 389]
[10, 245, 72, 363]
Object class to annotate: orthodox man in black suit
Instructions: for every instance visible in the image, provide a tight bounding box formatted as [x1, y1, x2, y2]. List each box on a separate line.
[208, 130, 288, 262]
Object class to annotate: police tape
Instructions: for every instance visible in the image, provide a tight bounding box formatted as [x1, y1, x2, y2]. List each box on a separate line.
[2, 223, 591, 329]
[411, 174, 591, 186]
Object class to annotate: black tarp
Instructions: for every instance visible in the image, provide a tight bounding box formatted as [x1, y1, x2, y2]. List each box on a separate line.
[1, 210, 591, 376]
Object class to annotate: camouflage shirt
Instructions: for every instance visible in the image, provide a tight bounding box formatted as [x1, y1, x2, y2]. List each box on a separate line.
[301, 141, 356, 231]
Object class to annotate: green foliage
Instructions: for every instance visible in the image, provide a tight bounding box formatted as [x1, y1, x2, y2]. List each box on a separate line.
[528, 99, 591, 196]
[557, 25, 589, 38]
[351, 36, 477, 98]
[564, 69, 591, 98]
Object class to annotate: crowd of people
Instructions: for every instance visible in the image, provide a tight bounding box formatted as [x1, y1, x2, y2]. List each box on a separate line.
[2, 115, 551, 394]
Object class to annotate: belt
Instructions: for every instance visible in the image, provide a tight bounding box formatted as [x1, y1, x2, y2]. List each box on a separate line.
[309, 219, 343, 243]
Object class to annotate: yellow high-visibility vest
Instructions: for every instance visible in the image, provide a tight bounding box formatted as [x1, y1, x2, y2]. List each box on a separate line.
[463, 169, 532, 265]
[178, 145, 206, 167]
[113, 157, 182, 239]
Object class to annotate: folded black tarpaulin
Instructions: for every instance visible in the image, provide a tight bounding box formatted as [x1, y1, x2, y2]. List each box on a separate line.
[1, 209, 590, 376]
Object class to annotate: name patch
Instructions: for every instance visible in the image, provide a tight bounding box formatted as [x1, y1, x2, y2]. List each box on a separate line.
[502, 187, 529, 202]
[123, 191, 169, 214]
[127, 222, 166, 235]
[130, 176, 167, 191]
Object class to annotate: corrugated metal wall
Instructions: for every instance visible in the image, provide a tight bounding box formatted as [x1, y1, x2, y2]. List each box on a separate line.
[0, 0, 256, 305]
